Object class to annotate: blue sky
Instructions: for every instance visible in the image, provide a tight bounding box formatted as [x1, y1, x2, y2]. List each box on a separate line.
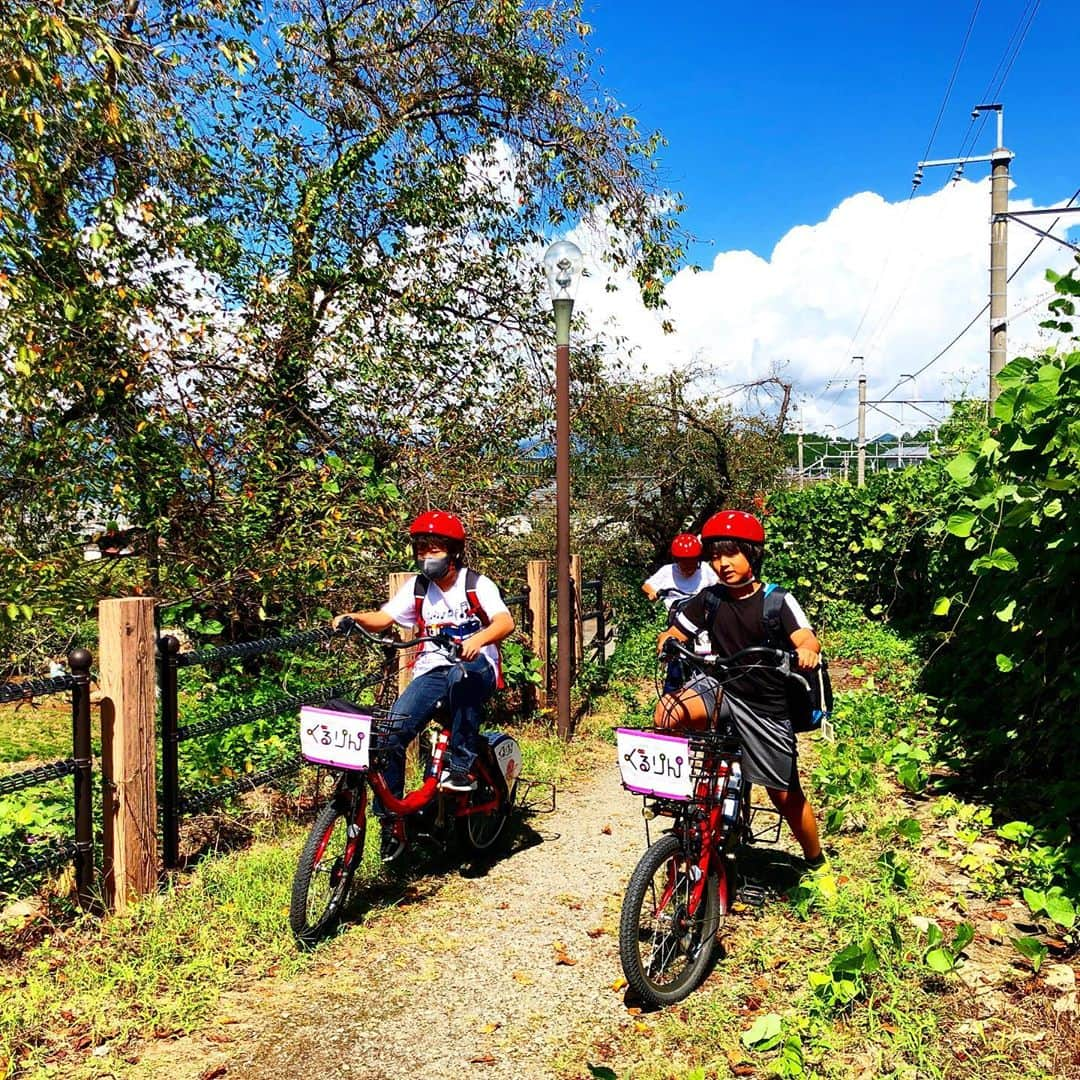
[568, 0, 1078, 435]
[585, 0, 1077, 263]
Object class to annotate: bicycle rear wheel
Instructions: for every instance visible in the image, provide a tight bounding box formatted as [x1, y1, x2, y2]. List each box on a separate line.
[289, 795, 365, 947]
[619, 832, 721, 1006]
[459, 773, 517, 853]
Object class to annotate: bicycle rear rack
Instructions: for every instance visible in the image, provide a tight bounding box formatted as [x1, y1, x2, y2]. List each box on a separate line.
[516, 778, 556, 815]
[748, 803, 782, 845]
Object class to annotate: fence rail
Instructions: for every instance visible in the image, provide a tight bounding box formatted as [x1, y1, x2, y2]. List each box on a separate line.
[0, 650, 94, 906]
[158, 630, 388, 868]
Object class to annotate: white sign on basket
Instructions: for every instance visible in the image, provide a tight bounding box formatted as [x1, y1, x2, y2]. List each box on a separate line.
[299, 706, 373, 771]
[616, 728, 693, 800]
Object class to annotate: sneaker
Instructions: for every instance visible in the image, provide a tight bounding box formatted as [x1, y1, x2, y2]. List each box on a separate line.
[439, 769, 476, 792]
[379, 823, 405, 863]
[804, 851, 829, 871]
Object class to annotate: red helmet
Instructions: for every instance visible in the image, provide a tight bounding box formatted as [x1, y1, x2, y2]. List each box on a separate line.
[408, 510, 466, 543]
[670, 533, 702, 558]
[701, 510, 765, 544]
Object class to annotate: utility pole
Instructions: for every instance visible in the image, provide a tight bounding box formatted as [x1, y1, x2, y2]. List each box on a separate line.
[989, 143, 1011, 400]
[856, 366, 866, 488]
[914, 103, 1011, 407]
[796, 425, 805, 487]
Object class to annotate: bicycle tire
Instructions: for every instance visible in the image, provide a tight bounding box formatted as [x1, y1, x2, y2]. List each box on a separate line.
[459, 775, 516, 854]
[619, 831, 721, 1006]
[289, 796, 365, 946]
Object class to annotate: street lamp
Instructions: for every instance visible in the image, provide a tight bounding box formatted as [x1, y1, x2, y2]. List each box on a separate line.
[543, 239, 583, 739]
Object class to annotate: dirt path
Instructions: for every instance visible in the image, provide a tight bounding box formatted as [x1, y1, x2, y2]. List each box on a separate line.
[131, 752, 650, 1080]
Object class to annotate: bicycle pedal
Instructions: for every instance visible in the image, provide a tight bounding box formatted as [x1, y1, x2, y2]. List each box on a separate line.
[736, 883, 770, 909]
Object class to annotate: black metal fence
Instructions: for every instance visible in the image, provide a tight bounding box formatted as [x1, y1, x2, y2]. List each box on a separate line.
[157, 628, 387, 869]
[546, 576, 612, 692]
[0, 650, 94, 906]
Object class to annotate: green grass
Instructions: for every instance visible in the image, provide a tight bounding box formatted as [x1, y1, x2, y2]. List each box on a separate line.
[0, 699, 83, 766]
[0, 720, 601, 1077]
[568, 614, 1071, 1080]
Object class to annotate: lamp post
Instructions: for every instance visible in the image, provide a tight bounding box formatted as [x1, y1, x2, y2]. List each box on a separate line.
[543, 239, 583, 739]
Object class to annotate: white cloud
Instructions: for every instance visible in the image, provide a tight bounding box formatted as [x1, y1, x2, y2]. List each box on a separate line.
[567, 180, 1078, 436]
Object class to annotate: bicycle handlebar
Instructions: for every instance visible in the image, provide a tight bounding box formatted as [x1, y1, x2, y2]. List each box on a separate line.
[662, 637, 791, 673]
[335, 616, 461, 658]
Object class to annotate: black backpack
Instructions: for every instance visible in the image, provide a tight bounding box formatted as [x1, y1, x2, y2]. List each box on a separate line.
[701, 583, 833, 733]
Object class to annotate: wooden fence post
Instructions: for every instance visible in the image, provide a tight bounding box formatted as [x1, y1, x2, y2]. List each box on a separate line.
[570, 553, 584, 680]
[98, 597, 158, 911]
[526, 560, 549, 709]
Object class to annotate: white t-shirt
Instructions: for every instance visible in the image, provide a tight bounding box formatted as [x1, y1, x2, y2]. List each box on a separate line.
[382, 569, 509, 680]
[644, 563, 719, 611]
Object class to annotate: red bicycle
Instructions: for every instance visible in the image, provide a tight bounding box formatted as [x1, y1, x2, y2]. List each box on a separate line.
[616, 640, 787, 1005]
[289, 622, 523, 946]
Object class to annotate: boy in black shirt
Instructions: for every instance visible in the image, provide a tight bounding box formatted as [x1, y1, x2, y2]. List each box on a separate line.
[655, 510, 826, 870]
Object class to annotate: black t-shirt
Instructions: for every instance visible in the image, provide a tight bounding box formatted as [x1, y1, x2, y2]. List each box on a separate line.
[675, 585, 805, 719]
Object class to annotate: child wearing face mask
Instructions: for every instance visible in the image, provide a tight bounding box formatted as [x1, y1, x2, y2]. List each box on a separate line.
[333, 510, 514, 861]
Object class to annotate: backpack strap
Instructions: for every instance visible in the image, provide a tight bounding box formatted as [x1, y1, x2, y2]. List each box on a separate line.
[412, 574, 428, 637]
[701, 585, 721, 629]
[761, 583, 789, 649]
[463, 567, 490, 627]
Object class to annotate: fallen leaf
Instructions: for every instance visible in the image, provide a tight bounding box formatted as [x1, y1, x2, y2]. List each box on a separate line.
[587, 927, 605, 938]
[479, 1022, 501, 1034]
[626, 1006, 642, 1015]
[601, 825, 612, 835]
[218, 1017, 240, 1025]
[512, 971, 533, 985]
[987, 911, 1008, 921]
[199, 1067, 227, 1080]
[611, 977, 628, 991]
[752, 975, 770, 990]
[732, 1067, 755, 1077]
[206, 1033, 233, 1045]
[633, 1022, 652, 1034]
[742, 995, 762, 1011]
[555, 951, 578, 966]
[495, 902, 509, 910]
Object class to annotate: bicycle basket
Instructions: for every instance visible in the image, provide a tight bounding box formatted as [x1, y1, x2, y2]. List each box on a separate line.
[685, 730, 730, 807]
[299, 704, 394, 771]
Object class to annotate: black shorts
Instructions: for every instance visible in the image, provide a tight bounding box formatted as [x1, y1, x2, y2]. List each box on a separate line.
[681, 673, 798, 791]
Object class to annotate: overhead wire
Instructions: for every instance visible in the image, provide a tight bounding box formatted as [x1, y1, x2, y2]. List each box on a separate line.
[818, 0, 1047, 430]
[815, 0, 983, 418]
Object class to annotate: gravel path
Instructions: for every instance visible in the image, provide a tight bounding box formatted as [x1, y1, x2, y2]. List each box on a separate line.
[132, 751, 648, 1080]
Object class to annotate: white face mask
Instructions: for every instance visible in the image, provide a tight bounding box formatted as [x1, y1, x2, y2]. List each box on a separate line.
[420, 554, 452, 581]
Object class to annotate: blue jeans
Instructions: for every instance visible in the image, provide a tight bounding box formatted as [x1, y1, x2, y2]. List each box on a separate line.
[380, 659, 496, 802]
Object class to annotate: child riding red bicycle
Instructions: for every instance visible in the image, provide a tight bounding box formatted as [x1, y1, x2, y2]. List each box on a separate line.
[333, 510, 515, 860]
[654, 509, 827, 872]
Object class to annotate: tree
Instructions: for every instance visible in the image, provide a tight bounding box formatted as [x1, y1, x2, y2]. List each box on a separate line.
[0, 0, 685, 664]
[569, 366, 791, 572]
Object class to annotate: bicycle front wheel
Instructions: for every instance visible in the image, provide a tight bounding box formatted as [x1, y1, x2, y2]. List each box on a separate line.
[619, 832, 720, 1006]
[289, 795, 365, 947]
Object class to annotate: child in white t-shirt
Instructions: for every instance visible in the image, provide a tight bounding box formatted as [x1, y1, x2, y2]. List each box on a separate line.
[333, 510, 514, 860]
[642, 533, 718, 692]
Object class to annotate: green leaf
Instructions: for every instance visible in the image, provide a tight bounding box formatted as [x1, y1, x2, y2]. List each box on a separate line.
[945, 511, 977, 537]
[924, 947, 956, 973]
[741, 1012, 783, 1050]
[1011, 936, 1047, 973]
[995, 654, 1014, 673]
[586, 1067, 617, 1080]
[932, 596, 951, 617]
[945, 452, 978, 483]
[1043, 894, 1076, 930]
[897, 817, 922, 843]
[951, 923, 974, 953]
[994, 600, 1017, 622]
